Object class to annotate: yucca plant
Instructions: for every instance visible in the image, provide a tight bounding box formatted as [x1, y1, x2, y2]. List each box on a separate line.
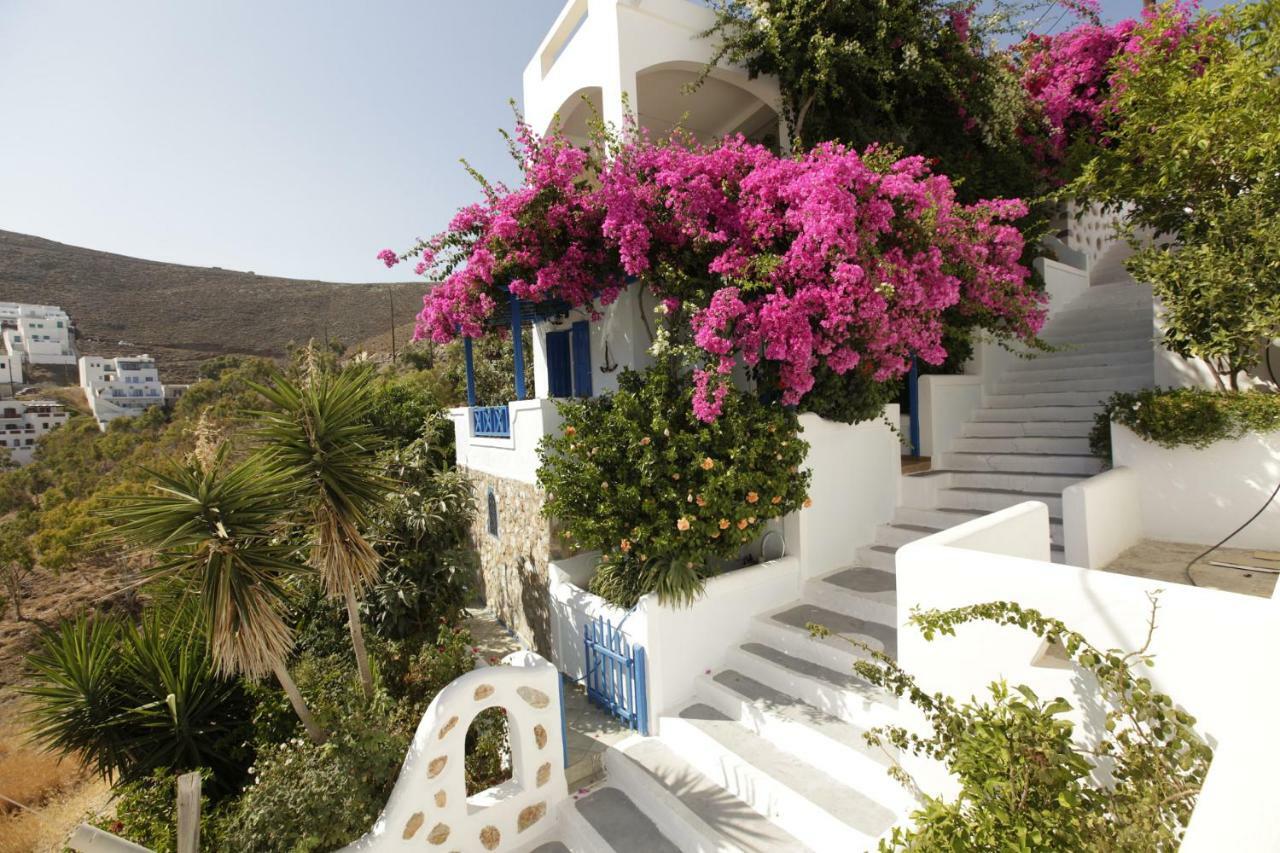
[249, 363, 391, 699]
[107, 448, 325, 742]
[23, 606, 254, 792]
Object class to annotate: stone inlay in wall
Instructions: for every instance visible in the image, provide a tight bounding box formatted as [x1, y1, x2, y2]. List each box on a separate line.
[474, 684, 495, 701]
[427, 755, 448, 779]
[427, 822, 450, 845]
[434, 790, 447, 808]
[402, 812, 423, 839]
[480, 825, 501, 850]
[533, 724, 548, 750]
[536, 762, 551, 787]
[438, 715, 459, 739]
[517, 802, 546, 833]
[517, 686, 550, 709]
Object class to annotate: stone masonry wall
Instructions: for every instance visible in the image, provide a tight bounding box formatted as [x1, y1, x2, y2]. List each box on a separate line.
[463, 467, 554, 655]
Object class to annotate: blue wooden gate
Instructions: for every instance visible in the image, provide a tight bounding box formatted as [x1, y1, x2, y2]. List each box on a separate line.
[583, 616, 649, 735]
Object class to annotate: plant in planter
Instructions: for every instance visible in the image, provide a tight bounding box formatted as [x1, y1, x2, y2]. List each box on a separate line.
[537, 358, 811, 608]
[1090, 387, 1280, 462]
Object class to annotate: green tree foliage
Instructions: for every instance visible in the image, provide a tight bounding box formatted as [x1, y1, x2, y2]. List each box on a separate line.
[0, 510, 36, 619]
[1071, 1, 1280, 388]
[538, 358, 811, 607]
[814, 597, 1211, 850]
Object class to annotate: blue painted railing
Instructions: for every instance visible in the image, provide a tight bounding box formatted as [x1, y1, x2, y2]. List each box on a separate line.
[583, 616, 649, 735]
[471, 405, 511, 438]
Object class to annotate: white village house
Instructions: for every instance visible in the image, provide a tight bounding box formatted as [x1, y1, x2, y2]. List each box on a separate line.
[335, 2, 1280, 851]
[0, 398, 70, 466]
[78, 353, 183, 430]
[0, 302, 78, 373]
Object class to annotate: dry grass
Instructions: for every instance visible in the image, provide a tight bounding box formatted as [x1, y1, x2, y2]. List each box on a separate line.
[0, 710, 111, 853]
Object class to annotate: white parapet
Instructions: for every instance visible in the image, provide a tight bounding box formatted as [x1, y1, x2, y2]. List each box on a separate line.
[341, 651, 568, 853]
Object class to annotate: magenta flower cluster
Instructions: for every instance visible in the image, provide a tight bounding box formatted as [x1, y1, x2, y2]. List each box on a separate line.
[400, 125, 1044, 421]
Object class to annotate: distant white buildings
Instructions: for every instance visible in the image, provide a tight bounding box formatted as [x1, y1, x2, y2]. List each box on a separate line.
[79, 354, 182, 430]
[0, 302, 77, 372]
[0, 399, 70, 465]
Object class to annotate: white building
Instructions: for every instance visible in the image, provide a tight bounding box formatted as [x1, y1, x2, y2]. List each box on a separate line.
[78, 354, 174, 429]
[0, 349, 22, 389]
[0, 399, 70, 465]
[0, 302, 77, 368]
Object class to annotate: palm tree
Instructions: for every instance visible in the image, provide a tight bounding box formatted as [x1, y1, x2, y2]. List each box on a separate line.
[110, 449, 325, 743]
[249, 363, 390, 699]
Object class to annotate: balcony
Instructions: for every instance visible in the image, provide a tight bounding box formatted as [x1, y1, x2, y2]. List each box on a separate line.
[449, 399, 563, 485]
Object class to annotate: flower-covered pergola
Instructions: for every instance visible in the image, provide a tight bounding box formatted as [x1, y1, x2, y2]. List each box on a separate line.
[384, 121, 1046, 422]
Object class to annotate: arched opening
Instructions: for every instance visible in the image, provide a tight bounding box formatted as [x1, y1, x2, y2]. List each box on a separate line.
[635, 63, 780, 147]
[557, 86, 603, 147]
[465, 706, 513, 797]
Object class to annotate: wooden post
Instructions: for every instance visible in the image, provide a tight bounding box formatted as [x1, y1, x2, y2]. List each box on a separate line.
[463, 337, 477, 408]
[509, 292, 527, 400]
[176, 772, 201, 853]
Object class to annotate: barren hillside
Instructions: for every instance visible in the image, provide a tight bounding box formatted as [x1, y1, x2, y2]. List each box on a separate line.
[0, 230, 429, 380]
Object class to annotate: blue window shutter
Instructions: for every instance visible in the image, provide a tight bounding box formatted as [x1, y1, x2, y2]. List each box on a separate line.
[546, 330, 573, 398]
[571, 321, 593, 397]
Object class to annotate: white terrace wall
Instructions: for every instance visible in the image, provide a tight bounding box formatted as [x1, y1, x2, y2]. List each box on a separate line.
[896, 503, 1278, 828]
[343, 652, 568, 853]
[1063, 424, 1280, 567]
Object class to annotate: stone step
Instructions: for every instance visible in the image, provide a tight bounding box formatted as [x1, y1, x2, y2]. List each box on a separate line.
[807, 567, 896, 626]
[873, 523, 943, 551]
[984, 389, 1120, 409]
[936, 486, 1064, 517]
[696, 670, 905, 805]
[571, 787, 681, 853]
[754, 603, 896, 673]
[662, 703, 900, 851]
[726, 642, 898, 730]
[1042, 312, 1152, 332]
[1034, 338, 1157, 357]
[606, 738, 810, 853]
[972, 405, 1101, 422]
[891, 506, 1064, 544]
[939, 452, 1103, 476]
[943, 469, 1084, 493]
[854, 545, 898, 573]
[1005, 349, 1153, 373]
[948, 435, 1092, 455]
[995, 375, 1150, 397]
[962, 420, 1093, 438]
[1039, 327, 1153, 346]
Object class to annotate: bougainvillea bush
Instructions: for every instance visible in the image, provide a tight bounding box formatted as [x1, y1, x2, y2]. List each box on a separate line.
[537, 358, 811, 608]
[388, 123, 1044, 424]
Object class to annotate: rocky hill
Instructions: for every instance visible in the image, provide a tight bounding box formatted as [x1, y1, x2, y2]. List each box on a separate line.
[0, 230, 430, 380]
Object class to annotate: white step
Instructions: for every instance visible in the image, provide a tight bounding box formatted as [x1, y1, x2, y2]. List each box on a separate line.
[854, 545, 898, 573]
[806, 567, 896, 625]
[891, 506, 1064, 546]
[939, 452, 1102, 476]
[972, 405, 1101, 422]
[962, 420, 1093, 438]
[948, 435, 1092, 455]
[996, 376, 1150, 396]
[984, 389, 1119, 408]
[662, 703, 899, 851]
[944, 469, 1084, 493]
[936, 486, 1063, 517]
[696, 670, 907, 807]
[1040, 328, 1153, 347]
[1042, 313, 1151, 332]
[606, 737, 808, 853]
[1006, 349, 1153, 373]
[753, 603, 896, 672]
[873, 522, 941, 550]
[725, 642, 899, 730]
[1034, 338, 1156, 356]
[570, 786, 681, 853]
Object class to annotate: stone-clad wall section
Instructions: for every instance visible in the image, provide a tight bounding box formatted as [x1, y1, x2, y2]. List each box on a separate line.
[464, 467, 554, 655]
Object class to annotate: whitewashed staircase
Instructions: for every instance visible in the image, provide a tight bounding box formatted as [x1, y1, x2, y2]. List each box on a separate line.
[562, 283, 1157, 852]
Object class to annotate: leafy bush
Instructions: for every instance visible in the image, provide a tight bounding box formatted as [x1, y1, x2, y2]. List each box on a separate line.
[398, 624, 482, 712]
[1090, 388, 1280, 461]
[816, 597, 1211, 851]
[110, 768, 233, 853]
[23, 609, 255, 794]
[538, 362, 811, 607]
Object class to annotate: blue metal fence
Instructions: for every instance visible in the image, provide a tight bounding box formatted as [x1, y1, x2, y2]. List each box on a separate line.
[583, 616, 649, 736]
[471, 405, 511, 438]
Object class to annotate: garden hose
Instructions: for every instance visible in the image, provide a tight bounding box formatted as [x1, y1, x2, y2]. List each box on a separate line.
[1183, 476, 1280, 587]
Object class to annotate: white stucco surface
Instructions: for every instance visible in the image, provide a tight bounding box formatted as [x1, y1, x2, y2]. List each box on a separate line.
[1061, 465, 1143, 568]
[449, 398, 563, 485]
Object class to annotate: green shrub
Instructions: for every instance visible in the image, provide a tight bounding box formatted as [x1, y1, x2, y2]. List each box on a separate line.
[538, 362, 811, 608]
[399, 624, 481, 713]
[816, 597, 1211, 851]
[22, 608, 254, 794]
[1091, 388, 1280, 462]
[110, 768, 233, 853]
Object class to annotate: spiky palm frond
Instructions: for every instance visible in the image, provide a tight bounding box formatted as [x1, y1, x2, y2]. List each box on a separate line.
[248, 364, 391, 597]
[107, 449, 302, 678]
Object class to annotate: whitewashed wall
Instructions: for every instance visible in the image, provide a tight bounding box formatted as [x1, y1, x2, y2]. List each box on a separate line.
[448, 399, 562, 485]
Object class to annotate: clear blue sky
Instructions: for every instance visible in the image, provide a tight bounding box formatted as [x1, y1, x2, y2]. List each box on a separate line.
[0, 1, 1225, 284]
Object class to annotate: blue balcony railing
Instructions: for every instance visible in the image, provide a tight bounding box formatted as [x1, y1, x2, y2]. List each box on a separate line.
[472, 405, 511, 438]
